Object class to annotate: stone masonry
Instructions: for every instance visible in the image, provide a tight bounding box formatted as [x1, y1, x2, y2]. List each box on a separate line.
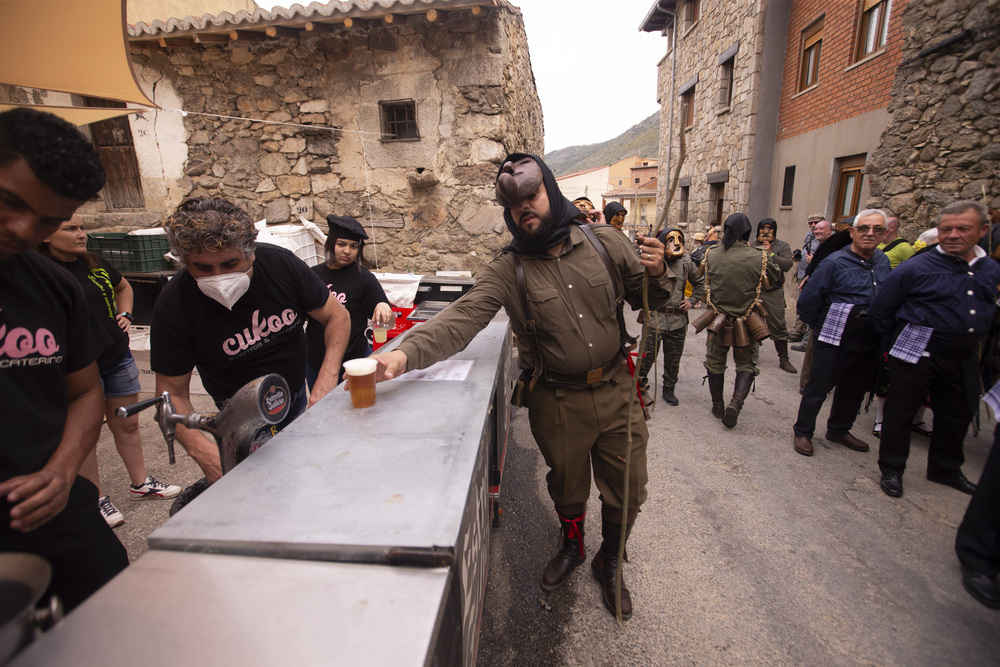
[866, 0, 1000, 234]
[89, 5, 543, 275]
[654, 0, 766, 232]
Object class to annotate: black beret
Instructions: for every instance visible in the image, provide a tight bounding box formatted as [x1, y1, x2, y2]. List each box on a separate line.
[326, 215, 368, 241]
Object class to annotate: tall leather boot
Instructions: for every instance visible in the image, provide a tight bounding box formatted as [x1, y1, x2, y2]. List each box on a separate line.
[722, 371, 754, 428]
[708, 373, 726, 419]
[591, 519, 634, 620]
[541, 512, 585, 591]
[638, 376, 653, 406]
[774, 339, 798, 374]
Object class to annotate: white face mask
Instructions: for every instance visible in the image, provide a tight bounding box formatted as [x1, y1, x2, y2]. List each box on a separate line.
[196, 267, 252, 310]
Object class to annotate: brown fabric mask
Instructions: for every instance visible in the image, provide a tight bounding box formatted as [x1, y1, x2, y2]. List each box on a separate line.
[495, 158, 543, 208]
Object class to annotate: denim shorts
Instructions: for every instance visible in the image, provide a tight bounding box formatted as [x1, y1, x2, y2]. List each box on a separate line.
[100, 350, 142, 398]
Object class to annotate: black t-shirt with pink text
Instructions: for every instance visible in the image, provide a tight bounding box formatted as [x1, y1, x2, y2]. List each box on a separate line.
[1, 251, 107, 480]
[150, 244, 328, 403]
[306, 262, 389, 370]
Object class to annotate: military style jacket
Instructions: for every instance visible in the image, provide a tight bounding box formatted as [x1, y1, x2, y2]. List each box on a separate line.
[702, 241, 782, 319]
[397, 224, 677, 376]
[652, 255, 705, 332]
[764, 239, 795, 290]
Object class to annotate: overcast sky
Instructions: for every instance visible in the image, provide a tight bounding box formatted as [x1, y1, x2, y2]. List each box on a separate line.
[268, 1, 668, 152]
[512, 0, 668, 152]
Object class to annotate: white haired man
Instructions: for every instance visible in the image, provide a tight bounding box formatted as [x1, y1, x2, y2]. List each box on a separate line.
[792, 211, 891, 457]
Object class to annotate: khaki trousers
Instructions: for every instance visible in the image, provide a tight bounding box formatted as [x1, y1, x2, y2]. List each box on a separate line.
[527, 362, 648, 522]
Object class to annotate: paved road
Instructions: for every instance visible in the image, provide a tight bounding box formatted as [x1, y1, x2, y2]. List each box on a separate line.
[95, 393, 212, 561]
[96, 311, 1000, 665]
[477, 311, 1000, 665]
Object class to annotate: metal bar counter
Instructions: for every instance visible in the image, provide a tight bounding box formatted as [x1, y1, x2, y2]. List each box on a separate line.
[12, 551, 451, 666]
[12, 312, 513, 666]
[147, 313, 510, 563]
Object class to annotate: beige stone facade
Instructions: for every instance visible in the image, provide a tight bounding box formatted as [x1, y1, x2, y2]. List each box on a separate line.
[76, 2, 543, 275]
[645, 0, 768, 233]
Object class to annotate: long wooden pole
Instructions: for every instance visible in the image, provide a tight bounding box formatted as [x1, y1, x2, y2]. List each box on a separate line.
[615, 102, 687, 626]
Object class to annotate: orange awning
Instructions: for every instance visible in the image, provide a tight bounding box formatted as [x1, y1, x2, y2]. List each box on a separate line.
[0, 0, 157, 108]
[0, 103, 143, 126]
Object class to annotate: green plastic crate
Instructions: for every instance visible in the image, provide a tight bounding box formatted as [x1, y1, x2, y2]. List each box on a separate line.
[87, 232, 172, 272]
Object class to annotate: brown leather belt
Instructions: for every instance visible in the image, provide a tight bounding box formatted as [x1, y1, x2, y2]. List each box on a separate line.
[542, 350, 625, 387]
[657, 305, 686, 314]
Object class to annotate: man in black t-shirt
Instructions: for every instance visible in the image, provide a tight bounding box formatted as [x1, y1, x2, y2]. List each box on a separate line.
[0, 108, 128, 611]
[151, 197, 349, 484]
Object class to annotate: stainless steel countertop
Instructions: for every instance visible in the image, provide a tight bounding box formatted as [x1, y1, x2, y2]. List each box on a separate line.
[148, 313, 511, 563]
[11, 550, 450, 667]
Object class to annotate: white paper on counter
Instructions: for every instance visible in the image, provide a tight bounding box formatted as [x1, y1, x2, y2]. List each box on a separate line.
[395, 359, 473, 382]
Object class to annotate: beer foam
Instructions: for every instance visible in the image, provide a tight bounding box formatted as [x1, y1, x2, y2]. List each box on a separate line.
[343, 358, 377, 376]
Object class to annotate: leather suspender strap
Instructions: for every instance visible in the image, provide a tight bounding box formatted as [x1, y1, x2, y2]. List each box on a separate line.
[578, 223, 623, 301]
[511, 251, 544, 381]
[577, 223, 637, 348]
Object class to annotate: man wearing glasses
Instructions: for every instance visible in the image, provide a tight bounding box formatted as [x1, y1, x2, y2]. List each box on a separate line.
[870, 200, 1000, 498]
[792, 210, 891, 457]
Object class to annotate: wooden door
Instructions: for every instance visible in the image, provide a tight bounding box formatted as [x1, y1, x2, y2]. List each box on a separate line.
[85, 98, 145, 209]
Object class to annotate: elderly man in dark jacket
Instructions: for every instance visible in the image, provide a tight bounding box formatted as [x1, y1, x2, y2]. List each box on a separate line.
[756, 218, 797, 373]
[870, 200, 1000, 498]
[792, 210, 890, 457]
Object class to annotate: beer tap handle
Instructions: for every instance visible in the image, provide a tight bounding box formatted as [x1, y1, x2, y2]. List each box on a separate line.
[115, 395, 164, 419]
[156, 392, 178, 465]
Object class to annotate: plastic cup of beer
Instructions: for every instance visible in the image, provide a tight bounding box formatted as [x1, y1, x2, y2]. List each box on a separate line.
[372, 312, 396, 344]
[343, 358, 378, 408]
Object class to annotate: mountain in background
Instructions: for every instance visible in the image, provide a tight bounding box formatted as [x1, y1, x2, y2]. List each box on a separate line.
[545, 112, 660, 176]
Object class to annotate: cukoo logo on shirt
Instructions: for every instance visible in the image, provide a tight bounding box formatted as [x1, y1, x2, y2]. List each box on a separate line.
[0, 324, 60, 357]
[222, 309, 298, 356]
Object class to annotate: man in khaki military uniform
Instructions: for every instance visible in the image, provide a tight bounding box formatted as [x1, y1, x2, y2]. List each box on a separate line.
[365, 153, 673, 621]
[701, 213, 781, 427]
[755, 218, 797, 374]
[637, 227, 705, 406]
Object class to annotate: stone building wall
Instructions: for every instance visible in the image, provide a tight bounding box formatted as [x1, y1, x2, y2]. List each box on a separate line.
[87, 6, 542, 275]
[654, 0, 766, 232]
[866, 0, 1000, 234]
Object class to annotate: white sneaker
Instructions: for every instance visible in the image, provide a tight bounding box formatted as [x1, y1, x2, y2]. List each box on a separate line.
[129, 476, 182, 500]
[98, 495, 124, 527]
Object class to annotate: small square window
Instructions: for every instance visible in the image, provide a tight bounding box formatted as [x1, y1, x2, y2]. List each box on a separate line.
[799, 18, 823, 91]
[635, 177, 641, 184]
[781, 166, 796, 207]
[379, 100, 419, 141]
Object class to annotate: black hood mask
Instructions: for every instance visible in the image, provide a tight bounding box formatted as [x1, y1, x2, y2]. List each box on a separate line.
[497, 153, 578, 254]
[722, 213, 752, 250]
[603, 201, 627, 223]
[756, 218, 778, 245]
